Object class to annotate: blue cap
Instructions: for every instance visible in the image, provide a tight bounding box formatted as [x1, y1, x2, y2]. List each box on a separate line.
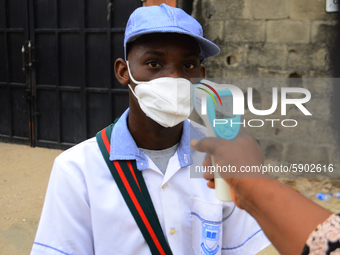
[124, 4, 220, 61]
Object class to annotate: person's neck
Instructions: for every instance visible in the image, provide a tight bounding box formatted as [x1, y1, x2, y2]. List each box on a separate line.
[127, 109, 183, 150]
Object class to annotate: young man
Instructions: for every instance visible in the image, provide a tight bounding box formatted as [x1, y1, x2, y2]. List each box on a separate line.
[31, 4, 270, 255]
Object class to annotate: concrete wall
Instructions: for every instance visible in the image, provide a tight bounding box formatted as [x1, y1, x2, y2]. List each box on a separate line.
[191, 0, 339, 175]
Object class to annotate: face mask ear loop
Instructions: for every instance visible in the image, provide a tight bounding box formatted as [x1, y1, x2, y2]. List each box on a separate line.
[126, 61, 140, 99]
[126, 61, 140, 85]
[128, 84, 139, 99]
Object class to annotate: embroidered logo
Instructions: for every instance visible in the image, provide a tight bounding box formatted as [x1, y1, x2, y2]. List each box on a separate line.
[201, 222, 221, 255]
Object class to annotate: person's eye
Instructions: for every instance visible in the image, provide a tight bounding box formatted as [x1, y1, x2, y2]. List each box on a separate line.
[183, 63, 195, 69]
[147, 62, 161, 68]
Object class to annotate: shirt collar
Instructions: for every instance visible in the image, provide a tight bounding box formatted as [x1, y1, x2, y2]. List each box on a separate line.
[109, 108, 203, 170]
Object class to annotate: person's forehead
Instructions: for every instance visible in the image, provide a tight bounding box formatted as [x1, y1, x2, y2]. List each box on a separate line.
[128, 33, 201, 58]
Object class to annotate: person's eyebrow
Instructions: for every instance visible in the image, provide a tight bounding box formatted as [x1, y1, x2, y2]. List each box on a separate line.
[142, 50, 165, 56]
[141, 50, 199, 59]
[183, 52, 200, 58]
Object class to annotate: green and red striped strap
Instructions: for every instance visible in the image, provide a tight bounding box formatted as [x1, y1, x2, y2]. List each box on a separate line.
[96, 124, 173, 255]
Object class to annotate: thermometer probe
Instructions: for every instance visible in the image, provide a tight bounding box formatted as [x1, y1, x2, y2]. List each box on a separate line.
[193, 79, 241, 202]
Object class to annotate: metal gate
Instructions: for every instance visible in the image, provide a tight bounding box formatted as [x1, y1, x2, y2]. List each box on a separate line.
[0, 0, 141, 149]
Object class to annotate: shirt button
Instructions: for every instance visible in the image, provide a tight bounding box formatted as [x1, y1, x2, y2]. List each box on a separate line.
[170, 228, 176, 235]
[162, 183, 167, 189]
[184, 154, 188, 163]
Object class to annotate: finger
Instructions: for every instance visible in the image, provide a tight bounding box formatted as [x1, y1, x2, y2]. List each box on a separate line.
[190, 137, 221, 154]
[203, 170, 214, 180]
[202, 153, 212, 167]
[206, 179, 215, 189]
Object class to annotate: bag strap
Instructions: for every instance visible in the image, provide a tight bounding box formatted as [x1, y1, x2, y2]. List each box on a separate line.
[96, 124, 173, 255]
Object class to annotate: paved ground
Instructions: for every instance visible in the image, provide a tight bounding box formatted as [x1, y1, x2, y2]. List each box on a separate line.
[0, 142, 62, 254]
[1, 142, 339, 255]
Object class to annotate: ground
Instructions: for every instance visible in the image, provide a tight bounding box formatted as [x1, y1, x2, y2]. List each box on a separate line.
[1, 142, 339, 255]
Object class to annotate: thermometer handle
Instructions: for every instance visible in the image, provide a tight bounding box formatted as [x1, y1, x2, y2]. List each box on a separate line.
[212, 156, 233, 202]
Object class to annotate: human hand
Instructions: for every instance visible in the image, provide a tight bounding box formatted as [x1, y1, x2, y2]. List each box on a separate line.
[190, 131, 268, 208]
[191, 132, 333, 255]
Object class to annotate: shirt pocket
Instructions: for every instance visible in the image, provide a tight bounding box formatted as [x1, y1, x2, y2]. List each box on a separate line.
[191, 197, 223, 255]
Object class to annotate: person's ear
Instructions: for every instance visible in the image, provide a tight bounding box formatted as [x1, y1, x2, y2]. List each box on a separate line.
[200, 64, 206, 78]
[114, 58, 129, 86]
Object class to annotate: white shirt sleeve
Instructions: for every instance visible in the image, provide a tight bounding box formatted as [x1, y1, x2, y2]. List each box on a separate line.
[30, 155, 94, 255]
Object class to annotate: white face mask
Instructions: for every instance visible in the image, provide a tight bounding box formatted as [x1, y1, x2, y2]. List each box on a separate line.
[126, 61, 193, 128]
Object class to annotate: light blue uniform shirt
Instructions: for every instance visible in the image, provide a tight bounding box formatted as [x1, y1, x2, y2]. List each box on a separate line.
[109, 108, 203, 170]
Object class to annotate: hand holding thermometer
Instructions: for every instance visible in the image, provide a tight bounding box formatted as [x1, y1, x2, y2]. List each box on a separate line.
[193, 79, 241, 202]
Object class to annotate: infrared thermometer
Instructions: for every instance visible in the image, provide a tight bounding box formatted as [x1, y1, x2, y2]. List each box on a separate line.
[193, 79, 241, 202]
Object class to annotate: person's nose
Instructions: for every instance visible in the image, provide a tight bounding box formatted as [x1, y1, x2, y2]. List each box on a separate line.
[166, 66, 185, 79]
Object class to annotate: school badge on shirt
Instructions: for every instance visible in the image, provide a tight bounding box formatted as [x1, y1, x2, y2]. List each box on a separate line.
[201, 222, 221, 254]
[191, 197, 223, 255]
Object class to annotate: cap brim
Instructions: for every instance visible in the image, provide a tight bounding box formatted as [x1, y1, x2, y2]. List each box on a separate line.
[124, 27, 220, 60]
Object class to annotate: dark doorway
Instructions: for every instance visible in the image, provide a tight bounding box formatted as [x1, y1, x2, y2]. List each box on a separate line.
[0, 0, 141, 149]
